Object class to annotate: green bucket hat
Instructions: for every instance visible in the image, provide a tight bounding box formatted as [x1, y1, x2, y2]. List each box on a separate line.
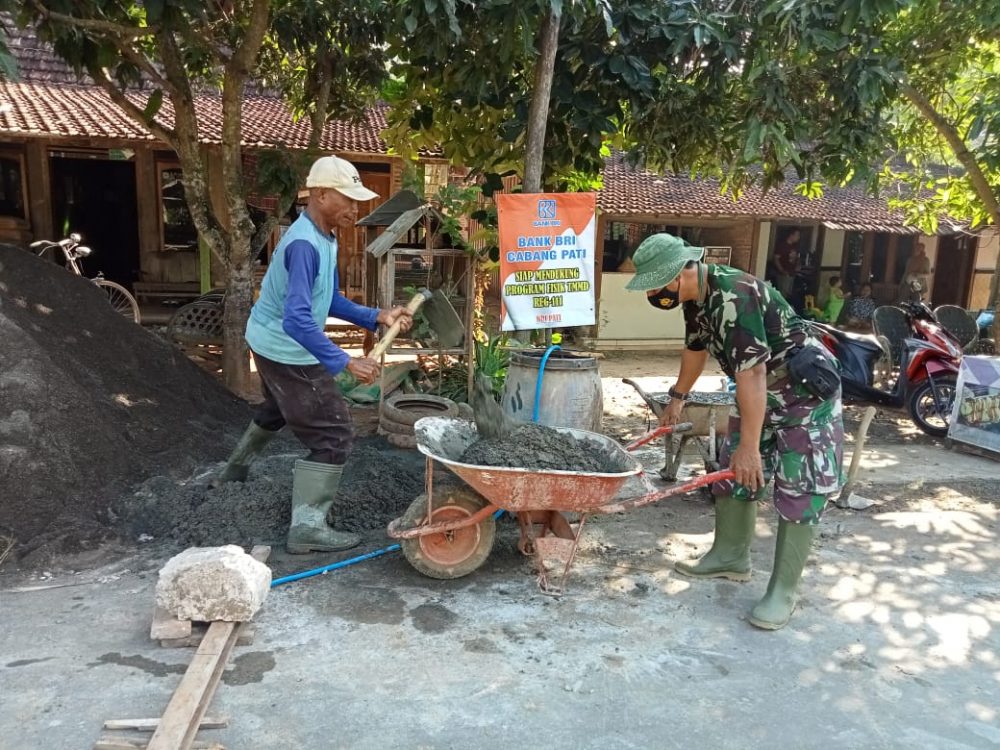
[625, 234, 705, 292]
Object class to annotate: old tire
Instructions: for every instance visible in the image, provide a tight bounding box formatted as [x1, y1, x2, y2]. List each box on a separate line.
[378, 416, 415, 436]
[400, 488, 495, 579]
[382, 394, 458, 426]
[385, 432, 417, 449]
[908, 375, 957, 439]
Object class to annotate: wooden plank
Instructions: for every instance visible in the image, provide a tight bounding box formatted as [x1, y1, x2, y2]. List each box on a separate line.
[146, 545, 270, 748]
[95, 736, 224, 749]
[146, 622, 239, 750]
[150, 605, 192, 641]
[103, 717, 229, 731]
[159, 622, 256, 649]
[249, 544, 271, 563]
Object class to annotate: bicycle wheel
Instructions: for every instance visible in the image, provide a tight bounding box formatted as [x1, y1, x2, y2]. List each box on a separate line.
[93, 279, 141, 324]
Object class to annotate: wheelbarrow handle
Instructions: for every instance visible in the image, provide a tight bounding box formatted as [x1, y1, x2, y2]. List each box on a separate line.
[625, 422, 693, 451]
[595, 469, 736, 515]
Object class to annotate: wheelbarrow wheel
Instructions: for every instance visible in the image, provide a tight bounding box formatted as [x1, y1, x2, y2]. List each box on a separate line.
[400, 487, 495, 579]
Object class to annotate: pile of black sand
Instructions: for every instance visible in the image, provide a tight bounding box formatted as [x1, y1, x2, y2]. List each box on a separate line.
[0, 245, 250, 554]
[460, 423, 625, 473]
[121, 436, 426, 546]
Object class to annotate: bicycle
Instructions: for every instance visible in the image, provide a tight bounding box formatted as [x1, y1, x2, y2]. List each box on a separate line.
[29, 232, 142, 324]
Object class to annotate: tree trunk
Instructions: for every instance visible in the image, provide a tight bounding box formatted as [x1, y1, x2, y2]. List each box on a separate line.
[523, 6, 561, 194]
[216, 0, 274, 396]
[901, 83, 1000, 341]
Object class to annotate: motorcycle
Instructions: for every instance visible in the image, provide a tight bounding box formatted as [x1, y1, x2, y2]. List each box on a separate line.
[807, 301, 962, 438]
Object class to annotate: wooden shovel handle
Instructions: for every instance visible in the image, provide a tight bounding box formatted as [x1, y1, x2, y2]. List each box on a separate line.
[369, 292, 428, 360]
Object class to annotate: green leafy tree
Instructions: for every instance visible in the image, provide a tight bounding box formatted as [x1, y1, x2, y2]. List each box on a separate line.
[879, 0, 1000, 337]
[383, 0, 905, 195]
[17, 1, 387, 393]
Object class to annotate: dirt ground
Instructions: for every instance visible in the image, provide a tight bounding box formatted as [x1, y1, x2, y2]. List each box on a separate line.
[2, 345, 998, 749]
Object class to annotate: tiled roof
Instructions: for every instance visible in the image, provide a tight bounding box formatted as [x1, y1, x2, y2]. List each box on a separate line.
[0, 78, 392, 154]
[598, 155, 952, 233]
[1, 25, 392, 153]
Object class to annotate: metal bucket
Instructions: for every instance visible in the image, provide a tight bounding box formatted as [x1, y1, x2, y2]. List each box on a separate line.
[502, 350, 603, 432]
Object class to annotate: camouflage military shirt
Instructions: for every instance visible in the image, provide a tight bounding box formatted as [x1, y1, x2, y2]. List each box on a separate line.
[684, 266, 844, 524]
[684, 265, 805, 378]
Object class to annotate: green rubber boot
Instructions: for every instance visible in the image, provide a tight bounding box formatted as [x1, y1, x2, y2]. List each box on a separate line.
[286, 459, 361, 554]
[217, 421, 278, 483]
[674, 495, 756, 582]
[748, 519, 817, 631]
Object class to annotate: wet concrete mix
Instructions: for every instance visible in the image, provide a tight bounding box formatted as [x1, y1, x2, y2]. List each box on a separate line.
[123, 436, 427, 547]
[460, 423, 626, 473]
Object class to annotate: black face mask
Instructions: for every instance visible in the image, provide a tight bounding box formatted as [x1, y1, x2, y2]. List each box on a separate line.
[647, 285, 680, 310]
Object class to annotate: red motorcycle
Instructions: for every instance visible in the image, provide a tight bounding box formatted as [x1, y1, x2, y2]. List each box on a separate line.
[808, 302, 962, 437]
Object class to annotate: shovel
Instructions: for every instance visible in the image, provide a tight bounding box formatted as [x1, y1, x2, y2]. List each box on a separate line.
[369, 287, 465, 360]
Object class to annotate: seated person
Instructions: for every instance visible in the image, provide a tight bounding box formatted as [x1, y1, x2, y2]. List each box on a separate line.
[804, 276, 848, 323]
[846, 283, 876, 328]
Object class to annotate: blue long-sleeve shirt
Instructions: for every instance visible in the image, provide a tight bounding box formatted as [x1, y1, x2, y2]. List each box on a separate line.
[280, 239, 379, 375]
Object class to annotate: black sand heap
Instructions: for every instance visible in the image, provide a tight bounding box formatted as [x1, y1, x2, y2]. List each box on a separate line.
[460, 423, 625, 473]
[0, 244, 250, 549]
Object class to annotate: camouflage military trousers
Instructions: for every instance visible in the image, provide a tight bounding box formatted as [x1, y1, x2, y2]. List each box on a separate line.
[713, 359, 845, 524]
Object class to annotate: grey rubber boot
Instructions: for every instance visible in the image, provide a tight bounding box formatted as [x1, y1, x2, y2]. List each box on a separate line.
[674, 495, 756, 582]
[217, 421, 278, 483]
[286, 459, 361, 554]
[748, 518, 817, 630]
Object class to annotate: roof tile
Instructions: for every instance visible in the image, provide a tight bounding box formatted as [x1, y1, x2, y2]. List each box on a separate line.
[0, 79, 391, 154]
[598, 156, 942, 232]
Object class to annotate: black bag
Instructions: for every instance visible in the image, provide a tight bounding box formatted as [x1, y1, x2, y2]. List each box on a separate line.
[786, 345, 841, 400]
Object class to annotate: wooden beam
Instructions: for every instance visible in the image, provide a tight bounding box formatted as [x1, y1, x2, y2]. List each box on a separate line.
[145, 621, 238, 750]
[104, 717, 229, 732]
[145, 546, 269, 750]
[594, 212, 607, 331]
[150, 605, 192, 641]
[95, 737, 224, 749]
[860, 232, 875, 285]
[886, 234, 899, 283]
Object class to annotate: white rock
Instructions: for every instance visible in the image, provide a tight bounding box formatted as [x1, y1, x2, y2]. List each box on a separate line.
[155, 545, 271, 622]
[844, 492, 877, 511]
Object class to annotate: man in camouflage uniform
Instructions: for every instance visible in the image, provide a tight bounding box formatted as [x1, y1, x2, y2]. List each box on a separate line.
[626, 233, 844, 630]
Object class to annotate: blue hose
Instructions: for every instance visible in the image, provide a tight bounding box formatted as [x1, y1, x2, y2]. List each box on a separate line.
[271, 544, 401, 587]
[270, 511, 506, 588]
[532, 344, 561, 422]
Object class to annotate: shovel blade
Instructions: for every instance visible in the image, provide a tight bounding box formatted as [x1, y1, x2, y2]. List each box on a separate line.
[422, 288, 465, 349]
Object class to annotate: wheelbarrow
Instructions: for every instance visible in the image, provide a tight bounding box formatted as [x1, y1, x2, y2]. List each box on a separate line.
[622, 378, 735, 481]
[387, 417, 734, 595]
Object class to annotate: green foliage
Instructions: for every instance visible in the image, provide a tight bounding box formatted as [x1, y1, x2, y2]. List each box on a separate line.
[431, 182, 482, 252]
[878, 0, 1000, 235]
[257, 0, 389, 126]
[384, 0, 905, 194]
[473, 331, 517, 398]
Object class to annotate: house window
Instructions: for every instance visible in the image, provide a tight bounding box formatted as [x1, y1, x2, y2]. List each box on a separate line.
[0, 151, 27, 220]
[158, 163, 198, 252]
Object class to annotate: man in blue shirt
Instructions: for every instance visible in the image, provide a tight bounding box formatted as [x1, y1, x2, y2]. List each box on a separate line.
[218, 156, 412, 553]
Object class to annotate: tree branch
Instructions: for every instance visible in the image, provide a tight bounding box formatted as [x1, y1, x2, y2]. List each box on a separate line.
[900, 83, 1000, 227]
[901, 82, 1000, 310]
[230, 0, 272, 74]
[30, 0, 157, 39]
[85, 64, 178, 148]
[115, 45, 179, 97]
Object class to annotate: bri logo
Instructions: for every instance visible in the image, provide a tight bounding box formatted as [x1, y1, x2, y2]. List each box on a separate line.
[537, 199, 556, 219]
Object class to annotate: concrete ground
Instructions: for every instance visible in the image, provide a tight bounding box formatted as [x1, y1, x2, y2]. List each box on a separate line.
[2, 352, 999, 749]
